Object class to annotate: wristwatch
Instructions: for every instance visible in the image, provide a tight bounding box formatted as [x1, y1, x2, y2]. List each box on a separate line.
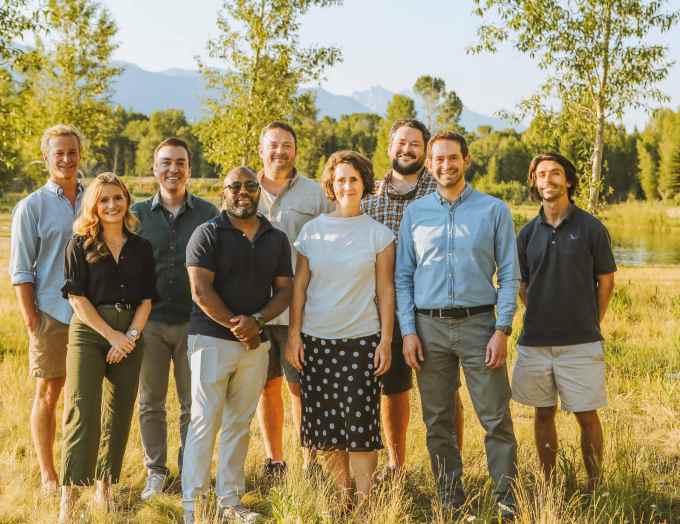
[496, 325, 512, 336]
[252, 312, 267, 331]
[126, 328, 140, 341]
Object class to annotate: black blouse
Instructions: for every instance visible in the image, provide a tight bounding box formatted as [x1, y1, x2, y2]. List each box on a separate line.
[62, 233, 158, 307]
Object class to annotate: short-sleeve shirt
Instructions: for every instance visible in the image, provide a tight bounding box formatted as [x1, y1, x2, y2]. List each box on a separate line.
[294, 213, 394, 339]
[257, 171, 334, 326]
[517, 205, 617, 346]
[61, 233, 158, 306]
[186, 211, 293, 341]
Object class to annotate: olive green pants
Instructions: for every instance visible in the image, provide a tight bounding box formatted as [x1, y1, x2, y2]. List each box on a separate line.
[61, 306, 143, 486]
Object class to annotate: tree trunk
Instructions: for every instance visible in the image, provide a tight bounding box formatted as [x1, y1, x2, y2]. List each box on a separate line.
[589, 108, 605, 213]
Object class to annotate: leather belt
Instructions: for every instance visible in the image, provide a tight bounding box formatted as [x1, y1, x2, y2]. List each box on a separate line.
[416, 305, 494, 319]
[100, 302, 134, 312]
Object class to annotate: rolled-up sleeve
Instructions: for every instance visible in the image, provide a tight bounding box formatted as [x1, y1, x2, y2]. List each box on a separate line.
[395, 208, 417, 336]
[61, 237, 89, 298]
[494, 204, 521, 327]
[9, 201, 39, 285]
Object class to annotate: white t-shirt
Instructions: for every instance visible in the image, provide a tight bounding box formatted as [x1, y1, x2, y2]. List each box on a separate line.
[294, 213, 394, 339]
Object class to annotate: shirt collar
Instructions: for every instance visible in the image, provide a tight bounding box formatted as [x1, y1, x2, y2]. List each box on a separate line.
[151, 191, 194, 211]
[538, 202, 576, 226]
[215, 210, 274, 234]
[45, 178, 84, 197]
[258, 168, 299, 190]
[381, 166, 428, 200]
[434, 183, 473, 206]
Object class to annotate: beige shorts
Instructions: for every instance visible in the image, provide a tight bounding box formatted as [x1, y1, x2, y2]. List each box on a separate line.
[28, 311, 69, 379]
[511, 341, 607, 412]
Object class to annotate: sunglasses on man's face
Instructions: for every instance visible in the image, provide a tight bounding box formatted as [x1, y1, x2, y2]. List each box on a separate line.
[224, 181, 260, 194]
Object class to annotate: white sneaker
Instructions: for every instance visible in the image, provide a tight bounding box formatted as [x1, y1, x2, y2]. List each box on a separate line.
[141, 471, 167, 501]
[219, 504, 263, 523]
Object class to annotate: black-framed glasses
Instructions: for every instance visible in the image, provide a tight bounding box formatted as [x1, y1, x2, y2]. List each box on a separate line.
[224, 181, 260, 194]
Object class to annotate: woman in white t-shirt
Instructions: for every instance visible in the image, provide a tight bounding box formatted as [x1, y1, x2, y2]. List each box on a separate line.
[286, 150, 395, 503]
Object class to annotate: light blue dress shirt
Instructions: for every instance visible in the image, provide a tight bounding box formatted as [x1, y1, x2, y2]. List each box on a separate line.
[395, 185, 520, 336]
[9, 179, 83, 325]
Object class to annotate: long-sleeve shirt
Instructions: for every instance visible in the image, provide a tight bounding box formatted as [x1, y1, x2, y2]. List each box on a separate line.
[395, 185, 520, 336]
[9, 179, 83, 325]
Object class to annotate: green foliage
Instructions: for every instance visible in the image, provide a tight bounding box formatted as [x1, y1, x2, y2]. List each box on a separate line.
[413, 75, 464, 133]
[657, 112, 680, 200]
[468, 128, 531, 184]
[471, 0, 680, 212]
[0, 0, 39, 63]
[16, 0, 121, 172]
[196, 0, 342, 171]
[371, 94, 417, 178]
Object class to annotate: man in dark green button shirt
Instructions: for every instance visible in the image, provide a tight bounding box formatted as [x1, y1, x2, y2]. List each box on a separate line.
[132, 138, 219, 500]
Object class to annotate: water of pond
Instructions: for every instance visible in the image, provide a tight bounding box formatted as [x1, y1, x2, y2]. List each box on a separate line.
[609, 226, 680, 266]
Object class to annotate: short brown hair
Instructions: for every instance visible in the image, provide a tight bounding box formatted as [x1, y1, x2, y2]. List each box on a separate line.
[154, 137, 192, 167]
[426, 131, 469, 159]
[260, 121, 297, 146]
[390, 119, 431, 147]
[527, 152, 578, 202]
[320, 150, 375, 202]
[40, 124, 83, 157]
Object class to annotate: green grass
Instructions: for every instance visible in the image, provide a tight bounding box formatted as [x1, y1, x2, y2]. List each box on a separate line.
[0, 226, 679, 522]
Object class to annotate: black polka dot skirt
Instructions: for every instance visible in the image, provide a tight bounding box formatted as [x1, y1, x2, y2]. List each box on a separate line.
[300, 333, 383, 452]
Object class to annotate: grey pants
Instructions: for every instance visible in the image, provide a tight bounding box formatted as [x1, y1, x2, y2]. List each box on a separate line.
[416, 311, 517, 506]
[138, 320, 191, 475]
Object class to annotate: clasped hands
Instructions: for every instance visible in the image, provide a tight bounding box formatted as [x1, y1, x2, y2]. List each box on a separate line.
[106, 330, 136, 364]
[228, 314, 262, 350]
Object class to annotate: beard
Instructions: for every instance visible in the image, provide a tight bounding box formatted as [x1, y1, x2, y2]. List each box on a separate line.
[392, 155, 424, 176]
[225, 195, 259, 218]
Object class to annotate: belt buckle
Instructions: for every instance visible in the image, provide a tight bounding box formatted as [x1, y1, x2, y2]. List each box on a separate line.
[114, 302, 124, 312]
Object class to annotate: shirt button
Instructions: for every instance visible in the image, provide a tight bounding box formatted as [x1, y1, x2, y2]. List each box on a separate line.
[120, 284, 125, 288]
[551, 241, 556, 244]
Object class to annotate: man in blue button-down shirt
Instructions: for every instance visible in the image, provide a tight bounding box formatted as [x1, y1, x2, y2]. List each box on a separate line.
[395, 131, 520, 516]
[9, 124, 84, 494]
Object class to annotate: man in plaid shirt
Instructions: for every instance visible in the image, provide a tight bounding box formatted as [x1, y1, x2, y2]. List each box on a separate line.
[362, 119, 464, 478]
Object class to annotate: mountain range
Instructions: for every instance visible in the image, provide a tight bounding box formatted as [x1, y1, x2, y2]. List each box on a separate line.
[111, 60, 516, 131]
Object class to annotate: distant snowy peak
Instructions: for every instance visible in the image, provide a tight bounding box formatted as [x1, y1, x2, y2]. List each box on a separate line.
[109, 61, 518, 131]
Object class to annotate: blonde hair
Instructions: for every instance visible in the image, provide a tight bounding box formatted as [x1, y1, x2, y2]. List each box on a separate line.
[40, 124, 83, 158]
[73, 173, 138, 264]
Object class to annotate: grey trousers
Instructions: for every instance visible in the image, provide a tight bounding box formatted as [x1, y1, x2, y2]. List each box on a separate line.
[415, 311, 517, 506]
[138, 320, 191, 475]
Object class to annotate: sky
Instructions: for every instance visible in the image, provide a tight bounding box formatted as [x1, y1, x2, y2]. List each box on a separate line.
[101, 0, 680, 129]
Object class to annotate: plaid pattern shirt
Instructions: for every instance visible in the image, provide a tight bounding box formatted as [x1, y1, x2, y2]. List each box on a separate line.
[361, 169, 438, 243]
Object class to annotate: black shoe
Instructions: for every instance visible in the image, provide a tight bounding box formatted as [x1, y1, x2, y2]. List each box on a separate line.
[263, 458, 287, 479]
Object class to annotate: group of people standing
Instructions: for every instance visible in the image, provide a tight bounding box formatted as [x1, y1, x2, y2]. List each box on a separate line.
[9, 118, 616, 524]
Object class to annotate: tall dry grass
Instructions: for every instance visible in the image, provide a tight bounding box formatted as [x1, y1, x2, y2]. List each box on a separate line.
[0, 239, 679, 522]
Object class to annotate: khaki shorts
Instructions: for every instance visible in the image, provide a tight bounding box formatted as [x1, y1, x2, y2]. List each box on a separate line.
[28, 311, 69, 379]
[511, 341, 607, 413]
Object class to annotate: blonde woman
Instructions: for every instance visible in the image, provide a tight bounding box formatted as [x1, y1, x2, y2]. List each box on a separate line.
[58, 173, 157, 522]
[286, 151, 395, 504]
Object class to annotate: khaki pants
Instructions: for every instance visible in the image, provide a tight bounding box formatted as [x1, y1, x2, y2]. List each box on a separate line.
[61, 306, 143, 485]
[416, 311, 517, 507]
[181, 334, 269, 511]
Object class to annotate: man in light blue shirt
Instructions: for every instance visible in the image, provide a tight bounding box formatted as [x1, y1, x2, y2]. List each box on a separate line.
[9, 124, 84, 493]
[395, 131, 520, 517]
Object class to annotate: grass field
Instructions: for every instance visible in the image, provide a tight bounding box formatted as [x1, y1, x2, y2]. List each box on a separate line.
[0, 206, 679, 523]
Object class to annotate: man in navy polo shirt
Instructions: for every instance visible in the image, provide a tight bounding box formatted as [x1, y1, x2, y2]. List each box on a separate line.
[181, 167, 292, 524]
[512, 153, 616, 492]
